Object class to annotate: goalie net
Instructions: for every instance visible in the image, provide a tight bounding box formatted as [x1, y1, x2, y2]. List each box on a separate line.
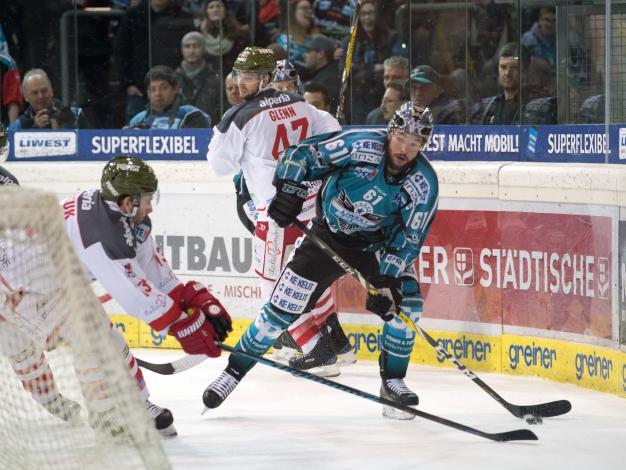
[0, 187, 170, 470]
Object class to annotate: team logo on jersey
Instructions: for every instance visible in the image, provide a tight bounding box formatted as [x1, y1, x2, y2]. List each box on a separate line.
[331, 190, 384, 233]
[353, 139, 384, 152]
[354, 167, 378, 181]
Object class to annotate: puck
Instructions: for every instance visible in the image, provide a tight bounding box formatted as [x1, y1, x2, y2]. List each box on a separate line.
[524, 414, 543, 425]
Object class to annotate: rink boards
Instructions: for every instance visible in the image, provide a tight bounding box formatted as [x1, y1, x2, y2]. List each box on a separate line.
[4, 160, 626, 399]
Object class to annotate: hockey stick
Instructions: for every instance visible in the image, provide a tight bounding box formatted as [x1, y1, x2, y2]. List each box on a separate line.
[294, 220, 571, 420]
[335, 0, 362, 124]
[136, 354, 208, 375]
[219, 343, 536, 442]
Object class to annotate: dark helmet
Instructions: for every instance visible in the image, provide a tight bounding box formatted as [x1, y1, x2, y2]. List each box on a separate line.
[100, 156, 157, 202]
[388, 101, 433, 145]
[0, 166, 19, 186]
[233, 47, 276, 75]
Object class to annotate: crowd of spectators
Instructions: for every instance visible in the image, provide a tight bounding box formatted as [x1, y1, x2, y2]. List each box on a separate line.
[0, 0, 603, 129]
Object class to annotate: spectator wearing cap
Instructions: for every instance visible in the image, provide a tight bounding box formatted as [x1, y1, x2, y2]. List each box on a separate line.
[303, 34, 341, 114]
[128, 65, 210, 129]
[409, 64, 464, 124]
[365, 81, 407, 125]
[175, 31, 220, 122]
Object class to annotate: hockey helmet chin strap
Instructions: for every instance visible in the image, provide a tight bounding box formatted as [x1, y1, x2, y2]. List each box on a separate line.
[121, 190, 159, 219]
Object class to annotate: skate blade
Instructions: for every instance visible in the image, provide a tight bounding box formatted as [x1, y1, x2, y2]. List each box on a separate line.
[307, 363, 341, 378]
[158, 423, 178, 438]
[336, 350, 357, 366]
[382, 405, 416, 420]
[271, 347, 299, 362]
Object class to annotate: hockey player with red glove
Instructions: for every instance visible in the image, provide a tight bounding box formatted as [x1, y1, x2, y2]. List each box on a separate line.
[61, 156, 233, 435]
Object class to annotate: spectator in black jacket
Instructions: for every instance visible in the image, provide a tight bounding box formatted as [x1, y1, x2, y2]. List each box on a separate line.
[175, 31, 220, 122]
[470, 43, 530, 125]
[303, 34, 340, 114]
[114, 0, 195, 122]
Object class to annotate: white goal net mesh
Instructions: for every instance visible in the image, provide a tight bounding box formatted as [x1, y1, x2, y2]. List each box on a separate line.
[0, 187, 170, 470]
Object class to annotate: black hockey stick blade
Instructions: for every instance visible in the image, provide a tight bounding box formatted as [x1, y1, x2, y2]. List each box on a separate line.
[136, 354, 208, 375]
[294, 220, 570, 421]
[510, 400, 572, 419]
[219, 344, 538, 442]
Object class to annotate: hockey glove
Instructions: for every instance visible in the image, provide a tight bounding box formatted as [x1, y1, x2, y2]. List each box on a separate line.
[169, 308, 221, 357]
[181, 281, 232, 342]
[365, 275, 402, 322]
[268, 180, 307, 228]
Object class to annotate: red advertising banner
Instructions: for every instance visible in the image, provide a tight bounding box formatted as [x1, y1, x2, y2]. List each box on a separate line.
[336, 210, 613, 339]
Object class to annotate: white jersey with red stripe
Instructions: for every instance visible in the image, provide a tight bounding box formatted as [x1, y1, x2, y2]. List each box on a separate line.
[207, 88, 341, 212]
[61, 189, 183, 333]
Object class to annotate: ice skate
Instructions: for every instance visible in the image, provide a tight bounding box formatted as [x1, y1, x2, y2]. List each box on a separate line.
[380, 378, 418, 420]
[203, 369, 240, 409]
[43, 394, 82, 424]
[289, 332, 340, 378]
[145, 399, 177, 438]
[270, 330, 301, 362]
[88, 407, 126, 438]
[326, 313, 356, 366]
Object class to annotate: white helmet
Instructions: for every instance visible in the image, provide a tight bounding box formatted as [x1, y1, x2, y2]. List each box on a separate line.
[388, 102, 433, 145]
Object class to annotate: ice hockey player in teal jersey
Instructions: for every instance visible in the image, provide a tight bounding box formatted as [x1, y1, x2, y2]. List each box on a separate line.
[204, 101, 439, 419]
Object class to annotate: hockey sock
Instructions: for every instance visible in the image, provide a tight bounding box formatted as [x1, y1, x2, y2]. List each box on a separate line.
[227, 304, 297, 378]
[379, 311, 419, 380]
[9, 343, 60, 406]
[110, 324, 149, 401]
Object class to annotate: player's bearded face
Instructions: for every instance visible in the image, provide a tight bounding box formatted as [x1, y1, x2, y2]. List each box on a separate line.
[386, 131, 424, 176]
[236, 72, 264, 100]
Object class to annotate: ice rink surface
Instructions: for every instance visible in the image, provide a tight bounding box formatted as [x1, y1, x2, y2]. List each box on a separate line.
[138, 348, 624, 470]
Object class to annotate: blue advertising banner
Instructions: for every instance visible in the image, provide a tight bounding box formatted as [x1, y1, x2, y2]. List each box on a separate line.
[8, 128, 212, 162]
[5, 125, 625, 163]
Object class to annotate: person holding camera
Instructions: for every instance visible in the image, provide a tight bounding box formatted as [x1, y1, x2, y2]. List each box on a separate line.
[9, 69, 90, 130]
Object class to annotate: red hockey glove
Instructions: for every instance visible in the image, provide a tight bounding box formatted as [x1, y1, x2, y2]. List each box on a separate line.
[181, 281, 232, 342]
[169, 308, 221, 357]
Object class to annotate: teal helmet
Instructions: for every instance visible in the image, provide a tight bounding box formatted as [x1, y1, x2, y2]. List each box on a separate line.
[100, 156, 158, 202]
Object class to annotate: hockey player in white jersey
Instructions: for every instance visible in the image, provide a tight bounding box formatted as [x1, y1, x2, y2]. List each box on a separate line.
[61, 156, 233, 435]
[208, 49, 354, 376]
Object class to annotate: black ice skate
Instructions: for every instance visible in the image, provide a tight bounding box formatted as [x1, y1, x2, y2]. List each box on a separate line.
[325, 313, 356, 366]
[203, 369, 240, 409]
[270, 330, 301, 361]
[288, 330, 340, 378]
[380, 378, 419, 420]
[145, 400, 177, 438]
[43, 394, 82, 424]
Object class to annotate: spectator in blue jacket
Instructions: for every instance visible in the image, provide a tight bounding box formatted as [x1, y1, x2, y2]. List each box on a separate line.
[10, 69, 90, 130]
[128, 65, 210, 129]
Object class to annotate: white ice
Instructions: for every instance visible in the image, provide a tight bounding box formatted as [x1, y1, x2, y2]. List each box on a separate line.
[138, 348, 624, 470]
